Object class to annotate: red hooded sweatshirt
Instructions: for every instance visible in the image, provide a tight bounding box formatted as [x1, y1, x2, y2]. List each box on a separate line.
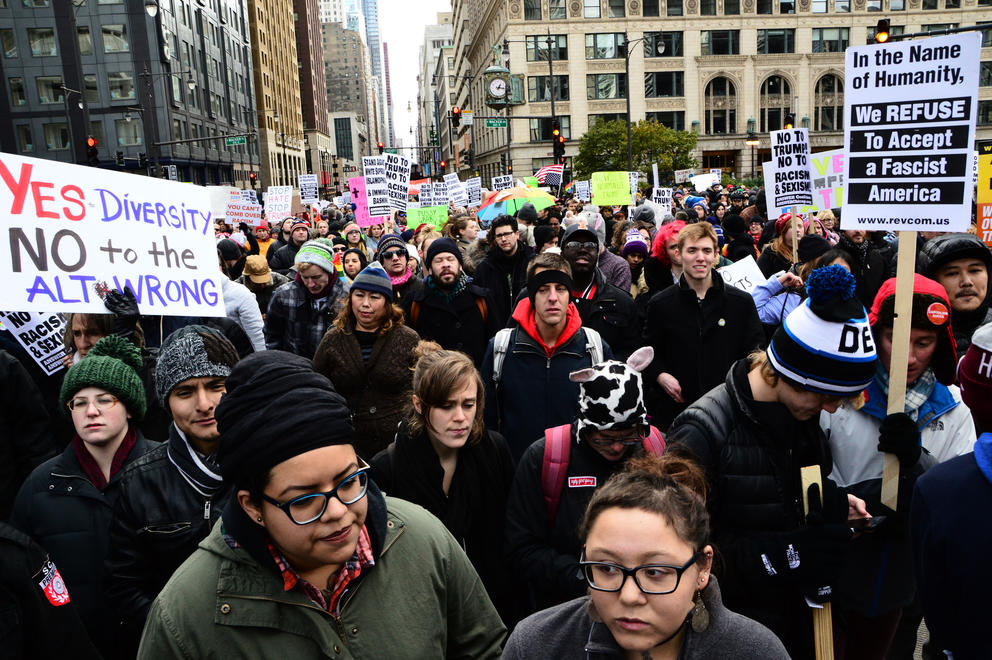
[511, 297, 583, 359]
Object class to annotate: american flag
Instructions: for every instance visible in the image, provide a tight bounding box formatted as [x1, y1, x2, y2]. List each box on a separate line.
[535, 164, 564, 187]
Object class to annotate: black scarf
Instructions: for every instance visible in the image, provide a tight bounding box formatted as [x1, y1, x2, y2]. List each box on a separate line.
[166, 423, 225, 497]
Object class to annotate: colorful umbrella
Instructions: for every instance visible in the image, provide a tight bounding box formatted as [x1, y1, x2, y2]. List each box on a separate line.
[476, 187, 556, 220]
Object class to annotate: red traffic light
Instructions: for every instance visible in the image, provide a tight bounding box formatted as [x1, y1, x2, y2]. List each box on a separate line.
[440, 160, 446, 168]
[87, 136, 98, 148]
[557, 135, 566, 144]
[452, 107, 461, 116]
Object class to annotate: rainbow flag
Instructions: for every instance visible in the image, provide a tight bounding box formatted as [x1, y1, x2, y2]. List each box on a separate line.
[563, 180, 575, 195]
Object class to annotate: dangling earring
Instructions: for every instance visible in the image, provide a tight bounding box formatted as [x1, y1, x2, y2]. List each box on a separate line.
[256, 516, 263, 523]
[690, 590, 709, 633]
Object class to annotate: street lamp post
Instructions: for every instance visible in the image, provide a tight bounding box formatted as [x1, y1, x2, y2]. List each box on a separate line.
[623, 32, 656, 173]
[745, 117, 759, 179]
[139, 67, 195, 177]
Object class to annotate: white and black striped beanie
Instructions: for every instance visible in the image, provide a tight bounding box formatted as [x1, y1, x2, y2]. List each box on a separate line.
[766, 265, 877, 396]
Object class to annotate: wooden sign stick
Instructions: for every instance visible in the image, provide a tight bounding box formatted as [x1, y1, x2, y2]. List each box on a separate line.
[801, 464, 834, 660]
[881, 231, 918, 510]
[791, 205, 800, 266]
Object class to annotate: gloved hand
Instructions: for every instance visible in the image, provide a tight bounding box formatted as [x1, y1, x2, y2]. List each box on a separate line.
[104, 286, 140, 340]
[238, 222, 250, 235]
[785, 484, 853, 603]
[877, 412, 921, 468]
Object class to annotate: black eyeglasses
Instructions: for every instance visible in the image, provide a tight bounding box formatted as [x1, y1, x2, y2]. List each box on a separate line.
[585, 426, 648, 449]
[380, 249, 407, 260]
[580, 549, 703, 595]
[564, 241, 598, 251]
[261, 462, 371, 525]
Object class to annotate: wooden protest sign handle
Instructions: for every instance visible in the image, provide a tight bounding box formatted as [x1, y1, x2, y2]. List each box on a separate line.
[791, 206, 800, 266]
[801, 464, 835, 660]
[881, 232, 918, 511]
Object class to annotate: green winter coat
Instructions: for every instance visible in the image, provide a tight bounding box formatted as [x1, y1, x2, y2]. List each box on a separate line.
[137, 495, 505, 659]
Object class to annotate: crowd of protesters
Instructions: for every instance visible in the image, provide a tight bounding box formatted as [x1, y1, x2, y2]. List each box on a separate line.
[2, 178, 991, 660]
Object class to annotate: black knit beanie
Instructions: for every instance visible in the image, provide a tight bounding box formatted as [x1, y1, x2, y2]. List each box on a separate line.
[215, 350, 354, 486]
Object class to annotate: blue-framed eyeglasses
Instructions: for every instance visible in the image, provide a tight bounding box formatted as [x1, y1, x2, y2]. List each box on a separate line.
[261, 461, 371, 525]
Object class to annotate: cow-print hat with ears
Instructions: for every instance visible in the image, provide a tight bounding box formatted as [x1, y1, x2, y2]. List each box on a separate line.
[569, 346, 654, 439]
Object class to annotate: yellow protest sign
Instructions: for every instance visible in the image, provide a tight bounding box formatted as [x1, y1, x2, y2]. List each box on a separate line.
[591, 171, 633, 206]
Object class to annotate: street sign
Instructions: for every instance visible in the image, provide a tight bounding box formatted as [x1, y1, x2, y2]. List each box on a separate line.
[486, 118, 507, 128]
[224, 135, 247, 146]
[385, 148, 399, 154]
[462, 110, 473, 126]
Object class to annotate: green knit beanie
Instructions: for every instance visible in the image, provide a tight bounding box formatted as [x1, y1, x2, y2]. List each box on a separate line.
[60, 335, 147, 421]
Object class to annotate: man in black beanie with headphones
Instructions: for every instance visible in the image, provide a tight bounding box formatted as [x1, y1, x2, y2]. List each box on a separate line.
[137, 350, 505, 659]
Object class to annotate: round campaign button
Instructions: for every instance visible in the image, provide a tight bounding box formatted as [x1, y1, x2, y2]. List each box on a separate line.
[926, 302, 949, 326]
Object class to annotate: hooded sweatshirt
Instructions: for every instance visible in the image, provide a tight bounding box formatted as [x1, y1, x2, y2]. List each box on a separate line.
[511, 297, 583, 358]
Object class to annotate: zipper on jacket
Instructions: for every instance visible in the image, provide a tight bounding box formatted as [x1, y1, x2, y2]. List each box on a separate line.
[204, 499, 211, 520]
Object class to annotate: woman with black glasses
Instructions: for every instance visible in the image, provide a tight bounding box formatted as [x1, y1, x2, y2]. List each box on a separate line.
[503, 454, 788, 660]
[137, 350, 505, 659]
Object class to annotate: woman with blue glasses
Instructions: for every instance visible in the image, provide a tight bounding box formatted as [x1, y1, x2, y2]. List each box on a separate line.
[503, 454, 788, 660]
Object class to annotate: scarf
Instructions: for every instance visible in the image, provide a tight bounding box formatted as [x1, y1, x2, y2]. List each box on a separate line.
[72, 426, 138, 490]
[167, 423, 225, 497]
[874, 364, 937, 421]
[841, 235, 872, 268]
[425, 271, 468, 303]
[389, 267, 414, 287]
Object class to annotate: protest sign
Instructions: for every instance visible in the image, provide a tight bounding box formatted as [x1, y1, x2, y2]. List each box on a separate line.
[362, 156, 391, 217]
[691, 173, 718, 192]
[492, 175, 513, 191]
[674, 169, 692, 183]
[629, 172, 639, 203]
[384, 153, 412, 211]
[652, 187, 672, 209]
[433, 181, 449, 206]
[842, 33, 980, 232]
[0, 310, 67, 374]
[465, 177, 482, 206]
[225, 193, 263, 228]
[979, 140, 992, 247]
[409, 177, 430, 195]
[265, 186, 293, 217]
[298, 174, 319, 204]
[575, 180, 591, 202]
[710, 168, 722, 178]
[0, 152, 226, 316]
[717, 256, 765, 294]
[348, 176, 388, 228]
[341, 191, 352, 205]
[444, 173, 469, 206]
[767, 128, 814, 210]
[523, 176, 539, 189]
[763, 148, 845, 217]
[652, 163, 660, 188]
[418, 183, 435, 207]
[406, 205, 448, 230]
[240, 189, 258, 204]
[591, 172, 633, 206]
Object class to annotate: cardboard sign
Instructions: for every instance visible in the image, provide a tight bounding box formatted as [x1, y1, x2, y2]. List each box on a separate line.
[225, 193, 263, 228]
[675, 169, 692, 184]
[652, 187, 672, 209]
[592, 171, 633, 206]
[348, 176, 388, 228]
[418, 183, 435, 207]
[265, 186, 293, 217]
[842, 33, 980, 232]
[465, 177, 482, 206]
[362, 156, 391, 217]
[717, 255, 765, 294]
[0, 153, 226, 316]
[406, 205, 448, 230]
[767, 128, 814, 209]
[384, 153, 412, 211]
[444, 173, 468, 206]
[0, 311, 67, 374]
[979, 140, 992, 247]
[298, 174, 319, 205]
[492, 175, 513, 191]
[575, 180, 591, 202]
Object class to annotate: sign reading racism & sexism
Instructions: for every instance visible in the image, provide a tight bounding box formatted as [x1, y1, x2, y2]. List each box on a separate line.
[0, 310, 67, 374]
[384, 153, 412, 211]
[767, 128, 814, 210]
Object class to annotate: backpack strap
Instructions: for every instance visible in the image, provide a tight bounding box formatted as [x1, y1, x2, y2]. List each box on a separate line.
[582, 327, 604, 365]
[541, 424, 573, 527]
[641, 425, 666, 456]
[491, 328, 513, 386]
[474, 296, 488, 325]
[409, 300, 421, 328]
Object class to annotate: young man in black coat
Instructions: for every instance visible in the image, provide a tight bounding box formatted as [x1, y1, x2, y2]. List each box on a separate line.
[473, 215, 535, 327]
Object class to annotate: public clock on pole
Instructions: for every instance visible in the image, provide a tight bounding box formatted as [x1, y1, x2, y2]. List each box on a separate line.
[489, 77, 507, 98]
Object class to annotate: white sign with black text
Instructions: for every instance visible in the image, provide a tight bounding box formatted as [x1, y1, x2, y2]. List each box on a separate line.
[492, 175, 513, 191]
[767, 128, 814, 210]
[361, 156, 391, 217]
[383, 153, 412, 211]
[298, 174, 319, 205]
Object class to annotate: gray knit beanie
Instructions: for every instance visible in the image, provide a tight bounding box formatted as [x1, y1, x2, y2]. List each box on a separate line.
[155, 325, 240, 404]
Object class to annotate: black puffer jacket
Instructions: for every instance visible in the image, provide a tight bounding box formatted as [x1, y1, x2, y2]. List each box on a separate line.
[104, 425, 232, 656]
[268, 241, 303, 277]
[10, 431, 157, 658]
[666, 359, 849, 660]
[473, 243, 535, 327]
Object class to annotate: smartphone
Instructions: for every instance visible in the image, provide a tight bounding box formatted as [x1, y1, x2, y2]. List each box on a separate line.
[850, 516, 886, 533]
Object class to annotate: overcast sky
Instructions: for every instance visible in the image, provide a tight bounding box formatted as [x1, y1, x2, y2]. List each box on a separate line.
[381, 0, 452, 148]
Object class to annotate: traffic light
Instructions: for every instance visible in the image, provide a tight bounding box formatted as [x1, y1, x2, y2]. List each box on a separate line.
[440, 160, 446, 169]
[138, 152, 148, 168]
[451, 107, 461, 129]
[377, 141, 384, 154]
[115, 150, 125, 167]
[551, 120, 560, 140]
[556, 134, 566, 164]
[783, 114, 795, 130]
[249, 171, 257, 186]
[507, 164, 513, 174]
[86, 136, 99, 166]
[875, 19, 890, 43]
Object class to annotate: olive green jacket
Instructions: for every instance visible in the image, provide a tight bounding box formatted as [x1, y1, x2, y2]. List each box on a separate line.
[137, 496, 505, 659]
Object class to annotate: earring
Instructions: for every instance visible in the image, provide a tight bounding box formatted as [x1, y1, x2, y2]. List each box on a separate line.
[256, 516, 262, 523]
[690, 590, 710, 633]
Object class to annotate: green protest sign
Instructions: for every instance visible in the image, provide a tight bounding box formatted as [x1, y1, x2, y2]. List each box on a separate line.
[523, 176, 539, 188]
[406, 205, 449, 231]
[592, 171, 634, 206]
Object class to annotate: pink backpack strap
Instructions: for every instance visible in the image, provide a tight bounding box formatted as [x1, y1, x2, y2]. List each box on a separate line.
[641, 425, 667, 456]
[541, 425, 573, 527]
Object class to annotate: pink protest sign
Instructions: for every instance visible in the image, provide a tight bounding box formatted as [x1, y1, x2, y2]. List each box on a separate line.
[348, 176, 389, 228]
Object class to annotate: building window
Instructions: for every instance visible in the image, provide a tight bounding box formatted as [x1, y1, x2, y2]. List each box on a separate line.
[814, 74, 843, 131]
[78, 26, 93, 55]
[1, 29, 17, 58]
[701, 30, 740, 55]
[646, 111, 685, 130]
[524, 0, 541, 20]
[725, 0, 740, 14]
[867, 24, 902, 43]
[44, 123, 69, 150]
[590, 113, 625, 126]
[103, 25, 129, 53]
[527, 35, 567, 61]
[84, 74, 99, 102]
[585, 33, 625, 59]
[172, 118, 185, 139]
[980, 100, 992, 125]
[585, 0, 601, 17]
[921, 0, 936, 8]
[704, 77, 736, 134]
[36, 76, 63, 104]
[549, 0, 566, 19]
[981, 62, 992, 86]
[757, 29, 795, 54]
[643, 31, 682, 57]
[944, 0, 959, 7]
[108, 72, 135, 100]
[608, 0, 624, 16]
[530, 116, 571, 141]
[760, 75, 792, 132]
[587, 73, 626, 99]
[9, 77, 26, 105]
[667, 0, 682, 14]
[533, 157, 571, 171]
[17, 125, 33, 153]
[528, 75, 569, 101]
[642, 0, 658, 15]
[116, 119, 143, 146]
[700, 0, 716, 13]
[812, 28, 849, 52]
[922, 23, 957, 32]
[23, 0, 50, 6]
[756, 0, 772, 13]
[645, 71, 684, 97]
[28, 28, 57, 56]
[811, 0, 826, 11]
[780, 0, 794, 13]
[835, 0, 850, 10]
[891, 0, 905, 8]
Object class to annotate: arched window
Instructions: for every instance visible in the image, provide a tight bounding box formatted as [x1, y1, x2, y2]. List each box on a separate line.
[704, 77, 737, 134]
[759, 75, 791, 132]
[814, 74, 844, 131]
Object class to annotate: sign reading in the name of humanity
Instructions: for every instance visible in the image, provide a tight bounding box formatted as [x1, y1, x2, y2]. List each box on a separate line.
[362, 156, 391, 217]
[591, 172, 634, 206]
[0, 152, 226, 316]
[0, 310, 67, 374]
[842, 33, 980, 232]
[492, 175, 513, 191]
[767, 128, 814, 210]
[298, 174, 319, 205]
[265, 185, 293, 217]
[384, 153, 412, 212]
[465, 177, 482, 206]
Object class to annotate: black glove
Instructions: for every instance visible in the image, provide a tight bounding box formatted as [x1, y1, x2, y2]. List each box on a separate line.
[104, 286, 140, 340]
[784, 485, 853, 603]
[238, 222, 250, 235]
[877, 412, 921, 468]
